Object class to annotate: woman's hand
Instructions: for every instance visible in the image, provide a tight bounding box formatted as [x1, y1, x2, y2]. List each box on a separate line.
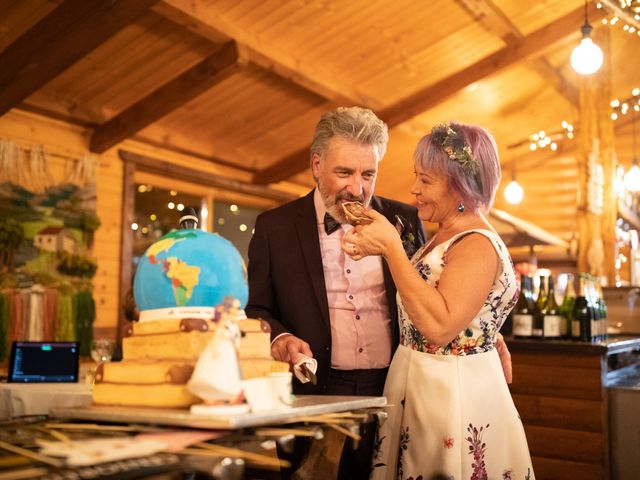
[341, 209, 401, 260]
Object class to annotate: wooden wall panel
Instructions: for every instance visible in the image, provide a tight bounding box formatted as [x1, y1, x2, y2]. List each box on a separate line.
[525, 425, 603, 463]
[510, 364, 604, 400]
[511, 351, 602, 369]
[512, 394, 603, 432]
[530, 456, 603, 480]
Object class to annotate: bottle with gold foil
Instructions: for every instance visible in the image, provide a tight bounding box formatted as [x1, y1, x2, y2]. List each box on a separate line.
[542, 275, 562, 339]
[532, 275, 547, 339]
[512, 275, 534, 338]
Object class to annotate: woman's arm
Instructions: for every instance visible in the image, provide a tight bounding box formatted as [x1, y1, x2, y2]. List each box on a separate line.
[343, 212, 499, 346]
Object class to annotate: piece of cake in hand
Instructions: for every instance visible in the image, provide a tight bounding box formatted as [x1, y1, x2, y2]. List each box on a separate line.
[342, 201, 373, 225]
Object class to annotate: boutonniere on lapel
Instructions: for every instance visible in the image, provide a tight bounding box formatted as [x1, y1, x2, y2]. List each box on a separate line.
[394, 214, 418, 258]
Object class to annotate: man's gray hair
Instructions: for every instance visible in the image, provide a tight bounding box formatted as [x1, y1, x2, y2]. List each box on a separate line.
[310, 106, 389, 164]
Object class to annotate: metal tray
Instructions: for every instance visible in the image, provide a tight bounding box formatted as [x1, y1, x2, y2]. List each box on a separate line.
[51, 395, 386, 429]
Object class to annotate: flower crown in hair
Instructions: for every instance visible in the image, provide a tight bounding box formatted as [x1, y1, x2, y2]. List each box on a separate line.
[431, 124, 478, 175]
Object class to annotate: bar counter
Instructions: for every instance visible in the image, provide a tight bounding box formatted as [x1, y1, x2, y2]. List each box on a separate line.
[505, 334, 640, 480]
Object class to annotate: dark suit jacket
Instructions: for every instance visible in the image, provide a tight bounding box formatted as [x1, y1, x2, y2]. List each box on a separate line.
[245, 190, 426, 394]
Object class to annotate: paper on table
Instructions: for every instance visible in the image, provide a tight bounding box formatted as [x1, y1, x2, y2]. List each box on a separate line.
[37, 437, 167, 466]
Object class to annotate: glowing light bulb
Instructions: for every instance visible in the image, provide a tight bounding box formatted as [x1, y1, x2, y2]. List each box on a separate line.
[504, 179, 524, 205]
[571, 25, 603, 75]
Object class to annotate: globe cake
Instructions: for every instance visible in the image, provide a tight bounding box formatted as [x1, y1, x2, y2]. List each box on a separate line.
[92, 224, 288, 408]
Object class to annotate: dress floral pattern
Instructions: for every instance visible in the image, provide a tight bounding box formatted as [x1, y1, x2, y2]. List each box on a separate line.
[372, 229, 534, 480]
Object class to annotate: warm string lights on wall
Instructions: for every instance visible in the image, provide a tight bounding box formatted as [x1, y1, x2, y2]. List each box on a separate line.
[610, 87, 640, 120]
[609, 87, 640, 193]
[598, 1, 640, 37]
[503, 122, 576, 205]
[528, 122, 575, 152]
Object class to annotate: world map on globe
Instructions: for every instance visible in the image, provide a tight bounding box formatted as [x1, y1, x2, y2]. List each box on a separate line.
[133, 229, 248, 312]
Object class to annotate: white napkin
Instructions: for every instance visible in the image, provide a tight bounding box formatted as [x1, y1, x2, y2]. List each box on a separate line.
[292, 354, 318, 384]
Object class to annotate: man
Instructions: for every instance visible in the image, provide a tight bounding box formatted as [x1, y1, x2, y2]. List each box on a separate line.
[247, 106, 424, 397]
[245, 107, 512, 479]
[246, 106, 424, 479]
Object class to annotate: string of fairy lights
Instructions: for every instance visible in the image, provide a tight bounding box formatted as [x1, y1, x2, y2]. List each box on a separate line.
[504, 87, 640, 205]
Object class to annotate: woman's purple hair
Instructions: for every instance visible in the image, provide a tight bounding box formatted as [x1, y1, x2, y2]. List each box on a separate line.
[414, 121, 501, 212]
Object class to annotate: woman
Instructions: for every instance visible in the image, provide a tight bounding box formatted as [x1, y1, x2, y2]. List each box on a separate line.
[342, 122, 534, 480]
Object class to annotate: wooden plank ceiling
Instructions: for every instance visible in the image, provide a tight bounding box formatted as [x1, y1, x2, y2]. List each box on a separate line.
[0, 0, 639, 244]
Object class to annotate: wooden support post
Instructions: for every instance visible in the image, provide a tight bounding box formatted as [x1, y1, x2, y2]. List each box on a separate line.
[576, 27, 617, 285]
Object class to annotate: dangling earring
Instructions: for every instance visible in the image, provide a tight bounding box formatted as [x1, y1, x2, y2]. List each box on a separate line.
[457, 203, 465, 213]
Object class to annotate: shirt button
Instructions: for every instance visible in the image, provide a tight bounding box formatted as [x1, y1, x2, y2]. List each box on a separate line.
[346, 269, 351, 274]
[358, 348, 364, 353]
[348, 295, 353, 300]
[355, 315, 360, 320]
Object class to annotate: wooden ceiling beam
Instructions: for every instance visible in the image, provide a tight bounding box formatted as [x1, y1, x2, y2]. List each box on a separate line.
[119, 150, 296, 203]
[457, 0, 579, 107]
[89, 41, 239, 153]
[0, 0, 159, 118]
[378, 3, 604, 128]
[254, 4, 603, 185]
[158, 0, 361, 106]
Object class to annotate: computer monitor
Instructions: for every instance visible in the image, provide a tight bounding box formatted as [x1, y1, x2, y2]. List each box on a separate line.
[8, 341, 80, 383]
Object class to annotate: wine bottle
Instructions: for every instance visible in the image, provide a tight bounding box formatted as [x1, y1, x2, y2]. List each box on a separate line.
[586, 275, 600, 342]
[572, 274, 592, 342]
[559, 274, 576, 339]
[542, 275, 562, 339]
[596, 283, 608, 341]
[532, 275, 547, 338]
[512, 275, 534, 338]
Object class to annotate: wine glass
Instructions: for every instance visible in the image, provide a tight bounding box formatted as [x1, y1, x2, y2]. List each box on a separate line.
[90, 339, 116, 364]
[86, 339, 115, 386]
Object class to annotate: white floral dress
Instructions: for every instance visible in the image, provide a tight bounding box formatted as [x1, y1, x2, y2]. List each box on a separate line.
[372, 229, 534, 480]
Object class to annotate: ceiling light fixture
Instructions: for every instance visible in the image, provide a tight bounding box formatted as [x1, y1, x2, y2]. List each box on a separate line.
[571, 1, 604, 75]
[504, 172, 524, 205]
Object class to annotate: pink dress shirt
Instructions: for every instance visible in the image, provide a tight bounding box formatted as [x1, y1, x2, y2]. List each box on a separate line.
[313, 190, 392, 370]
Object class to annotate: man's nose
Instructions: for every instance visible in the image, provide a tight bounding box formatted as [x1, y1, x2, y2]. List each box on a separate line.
[346, 176, 363, 196]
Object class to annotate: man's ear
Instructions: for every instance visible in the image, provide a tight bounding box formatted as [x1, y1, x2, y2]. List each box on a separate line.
[311, 153, 322, 178]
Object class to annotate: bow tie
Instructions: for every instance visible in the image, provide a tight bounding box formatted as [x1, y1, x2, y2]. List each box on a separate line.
[324, 212, 341, 235]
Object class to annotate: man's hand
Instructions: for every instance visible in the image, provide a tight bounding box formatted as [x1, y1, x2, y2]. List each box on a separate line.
[495, 333, 513, 384]
[271, 333, 313, 367]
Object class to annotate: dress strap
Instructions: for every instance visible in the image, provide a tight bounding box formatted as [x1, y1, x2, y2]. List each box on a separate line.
[444, 229, 510, 270]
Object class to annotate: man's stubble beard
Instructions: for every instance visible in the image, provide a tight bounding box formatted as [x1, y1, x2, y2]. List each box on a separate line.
[316, 179, 373, 224]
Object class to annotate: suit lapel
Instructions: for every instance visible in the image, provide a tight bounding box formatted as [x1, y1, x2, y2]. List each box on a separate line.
[295, 191, 331, 331]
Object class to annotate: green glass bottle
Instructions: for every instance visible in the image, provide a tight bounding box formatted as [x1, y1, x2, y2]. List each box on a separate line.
[559, 274, 576, 339]
[571, 274, 592, 342]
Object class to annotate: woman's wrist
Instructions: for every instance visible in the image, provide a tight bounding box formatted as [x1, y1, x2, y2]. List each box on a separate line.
[383, 237, 406, 262]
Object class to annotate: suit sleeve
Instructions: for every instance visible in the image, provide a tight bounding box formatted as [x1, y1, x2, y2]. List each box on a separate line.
[413, 207, 427, 247]
[245, 214, 289, 340]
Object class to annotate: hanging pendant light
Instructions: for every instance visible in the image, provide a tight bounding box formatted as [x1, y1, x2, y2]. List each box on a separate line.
[570, 1, 604, 75]
[504, 172, 524, 205]
[623, 112, 640, 193]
